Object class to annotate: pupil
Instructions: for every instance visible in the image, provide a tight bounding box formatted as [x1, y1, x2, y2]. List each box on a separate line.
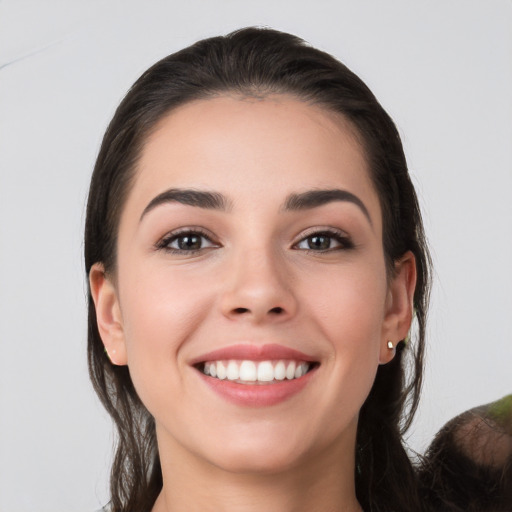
[178, 235, 201, 250]
[308, 235, 330, 250]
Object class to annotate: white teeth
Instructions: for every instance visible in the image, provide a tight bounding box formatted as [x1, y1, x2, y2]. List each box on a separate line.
[239, 360, 257, 381]
[216, 361, 227, 380]
[203, 359, 311, 383]
[257, 361, 274, 382]
[286, 361, 296, 380]
[294, 363, 308, 378]
[226, 361, 239, 380]
[274, 361, 286, 380]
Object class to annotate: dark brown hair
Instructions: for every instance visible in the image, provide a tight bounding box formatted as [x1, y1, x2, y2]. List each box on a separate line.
[419, 395, 512, 511]
[85, 27, 432, 512]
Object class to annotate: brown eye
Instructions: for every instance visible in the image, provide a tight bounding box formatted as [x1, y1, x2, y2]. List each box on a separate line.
[175, 234, 203, 251]
[307, 234, 332, 250]
[295, 230, 354, 252]
[158, 230, 218, 253]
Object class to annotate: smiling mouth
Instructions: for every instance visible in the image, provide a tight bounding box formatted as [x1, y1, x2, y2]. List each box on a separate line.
[198, 359, 318, 384]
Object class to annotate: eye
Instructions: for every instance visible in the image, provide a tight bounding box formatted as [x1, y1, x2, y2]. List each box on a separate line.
[294, 230, 353, 252]
[157, 229, 219, 254]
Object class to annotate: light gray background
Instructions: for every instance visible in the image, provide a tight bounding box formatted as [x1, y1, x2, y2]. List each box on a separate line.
[0, 1, 511, 511]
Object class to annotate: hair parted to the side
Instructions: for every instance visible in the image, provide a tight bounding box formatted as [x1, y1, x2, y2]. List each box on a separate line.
[85, 27, 432, 512]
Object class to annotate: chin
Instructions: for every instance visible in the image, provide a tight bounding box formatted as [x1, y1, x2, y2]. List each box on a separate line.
[209, 442, 309, 476]
[199, 418, 347, 477]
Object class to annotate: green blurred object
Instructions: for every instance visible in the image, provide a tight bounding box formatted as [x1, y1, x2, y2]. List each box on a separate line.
[487, 394, 512, 434]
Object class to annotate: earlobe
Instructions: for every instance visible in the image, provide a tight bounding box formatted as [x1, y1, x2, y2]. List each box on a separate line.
[380, 251, 417, 364]
[89, 263, 127, 366]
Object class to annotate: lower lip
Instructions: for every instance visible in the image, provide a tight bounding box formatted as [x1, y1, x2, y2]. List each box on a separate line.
[198, 368, 317, 407]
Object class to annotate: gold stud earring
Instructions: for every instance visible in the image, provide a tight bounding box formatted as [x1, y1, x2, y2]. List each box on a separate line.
[387, 341, 394, 350]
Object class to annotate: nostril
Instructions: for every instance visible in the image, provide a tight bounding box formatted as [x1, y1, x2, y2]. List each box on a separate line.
[231, 306, 284, 315]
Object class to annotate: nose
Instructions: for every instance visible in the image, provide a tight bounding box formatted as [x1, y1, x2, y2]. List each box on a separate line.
[220, 247, 298, 324]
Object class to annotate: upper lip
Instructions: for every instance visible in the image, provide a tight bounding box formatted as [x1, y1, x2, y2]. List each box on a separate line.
[189, 343, 317, 365]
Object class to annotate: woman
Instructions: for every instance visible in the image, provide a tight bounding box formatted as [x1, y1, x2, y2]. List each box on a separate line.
[85, 27, 431, 512]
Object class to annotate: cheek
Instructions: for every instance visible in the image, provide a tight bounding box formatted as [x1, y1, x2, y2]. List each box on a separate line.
[300, 262, 387, 409]
[116, 264, 222, 423]
[303, 262, 387, 343]
[118, 264, 215, 378]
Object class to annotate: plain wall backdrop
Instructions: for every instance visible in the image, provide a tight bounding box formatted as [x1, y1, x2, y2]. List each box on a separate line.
[0, 1, 511, 511]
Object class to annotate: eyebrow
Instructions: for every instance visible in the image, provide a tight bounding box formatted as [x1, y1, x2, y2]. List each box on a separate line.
[140, 188, 231, 221]
[140, 187, 372, 225]
[283, 189, 372, 225]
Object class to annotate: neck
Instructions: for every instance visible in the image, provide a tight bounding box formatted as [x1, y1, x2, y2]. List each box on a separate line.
[152, 423, 362, 512]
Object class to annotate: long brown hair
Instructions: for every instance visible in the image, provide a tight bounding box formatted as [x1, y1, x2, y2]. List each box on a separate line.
[85, 27, 432, 512]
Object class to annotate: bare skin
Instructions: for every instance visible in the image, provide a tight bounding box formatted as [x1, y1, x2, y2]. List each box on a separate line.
[90, 95, 416, 512]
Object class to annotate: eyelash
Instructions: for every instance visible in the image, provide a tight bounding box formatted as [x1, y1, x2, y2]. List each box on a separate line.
[293, 228, 354, 253]
[155, 228, 219, 255]
[155, 228, 354, 255]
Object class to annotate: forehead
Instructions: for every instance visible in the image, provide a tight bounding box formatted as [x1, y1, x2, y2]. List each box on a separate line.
[125, 94, 380, 223]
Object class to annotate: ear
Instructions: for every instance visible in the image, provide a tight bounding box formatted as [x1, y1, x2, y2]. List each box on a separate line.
[380, 251, 417, 364]
[89, 263, 127, 366]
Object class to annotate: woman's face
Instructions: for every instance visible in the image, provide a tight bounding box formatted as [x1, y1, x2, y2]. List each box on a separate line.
[92, 95, 414, 475]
